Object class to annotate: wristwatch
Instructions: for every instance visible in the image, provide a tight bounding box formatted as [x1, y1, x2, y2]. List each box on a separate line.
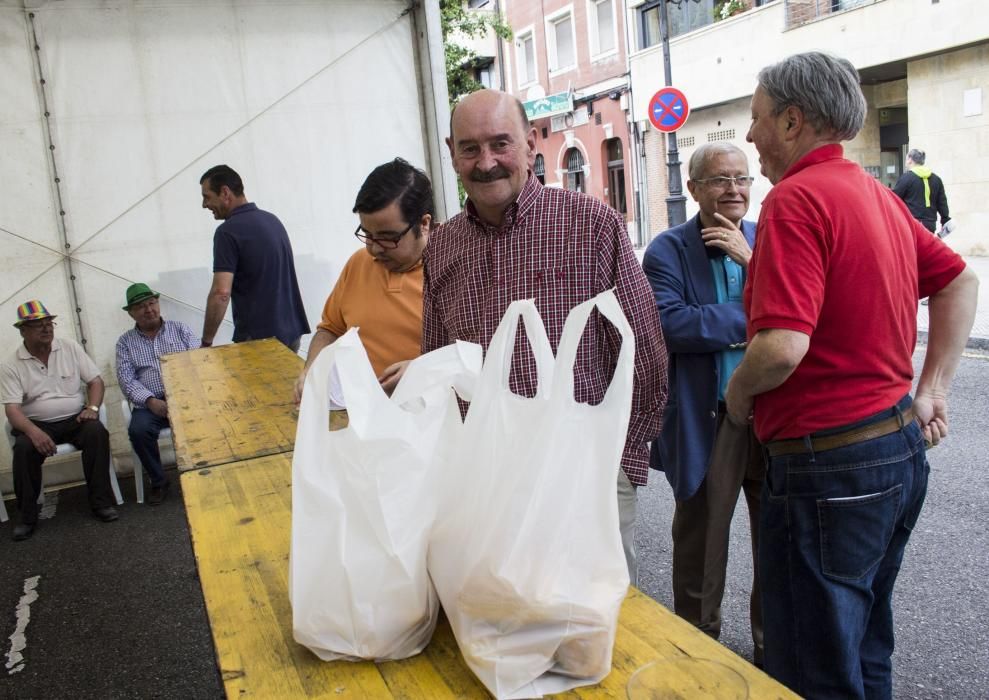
[87, 404, 100, 412]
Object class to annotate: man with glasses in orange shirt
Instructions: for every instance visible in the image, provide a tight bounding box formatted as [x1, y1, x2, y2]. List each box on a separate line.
[294, 158, 433, 402]
[2, 301, 119, 540]
[642, 143, 764, 666]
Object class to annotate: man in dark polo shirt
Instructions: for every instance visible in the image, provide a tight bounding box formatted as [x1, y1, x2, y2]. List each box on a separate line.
[199, 164, 310, 351]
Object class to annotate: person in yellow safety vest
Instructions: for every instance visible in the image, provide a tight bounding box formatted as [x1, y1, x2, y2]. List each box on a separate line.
[893, 148, 954, 237]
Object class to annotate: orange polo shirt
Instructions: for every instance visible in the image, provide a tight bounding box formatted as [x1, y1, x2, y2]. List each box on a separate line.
[317, 248, 423, 376]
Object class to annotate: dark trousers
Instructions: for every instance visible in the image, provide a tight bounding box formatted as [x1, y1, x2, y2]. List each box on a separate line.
[127, 408, 171, 487]
[12, 416, 114, 523]
[672, 412, 765, 662]
[760, 395, 927, 699]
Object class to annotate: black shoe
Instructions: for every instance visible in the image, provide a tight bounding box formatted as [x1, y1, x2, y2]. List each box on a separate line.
[13, 522, 36, 541]
[148, 480, 170, 506]
[93, 507, 119, 522]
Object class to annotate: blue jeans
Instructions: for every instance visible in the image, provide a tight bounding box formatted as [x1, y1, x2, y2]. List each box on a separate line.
[760, 395, 929, 699]
[128, 408, 171, 487]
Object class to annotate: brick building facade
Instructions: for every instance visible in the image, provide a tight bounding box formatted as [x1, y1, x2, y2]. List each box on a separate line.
[498, 0, 641, 241]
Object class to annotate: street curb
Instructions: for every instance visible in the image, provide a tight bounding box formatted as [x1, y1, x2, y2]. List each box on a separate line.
[917, 330, 989, 352]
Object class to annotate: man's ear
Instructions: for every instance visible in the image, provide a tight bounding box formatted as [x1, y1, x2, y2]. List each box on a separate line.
[445, 136, 455, 159]
[686, 179, 700, 203]
[783, 105, 803, 136]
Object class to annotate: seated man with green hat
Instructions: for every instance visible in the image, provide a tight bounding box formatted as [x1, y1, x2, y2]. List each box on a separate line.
[115, 283, 199, 504]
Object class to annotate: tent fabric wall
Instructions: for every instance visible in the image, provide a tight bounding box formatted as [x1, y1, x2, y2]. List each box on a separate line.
[0, 0, 446, 488]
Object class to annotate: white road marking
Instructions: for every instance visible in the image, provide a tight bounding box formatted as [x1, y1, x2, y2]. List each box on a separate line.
[39, 492, 58, 520]
[5, 575, 41, 675]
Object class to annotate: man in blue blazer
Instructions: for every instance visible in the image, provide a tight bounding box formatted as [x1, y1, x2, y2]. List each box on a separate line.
[642, 143, 764, 666]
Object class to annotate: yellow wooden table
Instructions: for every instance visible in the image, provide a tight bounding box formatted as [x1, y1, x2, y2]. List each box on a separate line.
[161, 338, 302, 470]
[182, 453, 798, 699]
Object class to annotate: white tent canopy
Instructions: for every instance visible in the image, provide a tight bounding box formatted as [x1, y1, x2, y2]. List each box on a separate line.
[0, 0, 455, 484]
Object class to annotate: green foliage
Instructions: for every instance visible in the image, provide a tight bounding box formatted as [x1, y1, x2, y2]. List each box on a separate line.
[715, 0, 747, 21]
[440, 0, 512, 107]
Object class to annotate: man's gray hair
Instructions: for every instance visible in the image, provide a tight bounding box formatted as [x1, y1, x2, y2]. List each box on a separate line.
[688, 142, 747, 181]
[907, 148, 926, 165]
[757, 52, 866, 141]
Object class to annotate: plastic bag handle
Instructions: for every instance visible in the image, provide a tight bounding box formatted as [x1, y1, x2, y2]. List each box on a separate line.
[480, 299, 554, 398]
[390, 340, 483, 407]
[551, 289, 635, 407]
[303, 328, 393, 433]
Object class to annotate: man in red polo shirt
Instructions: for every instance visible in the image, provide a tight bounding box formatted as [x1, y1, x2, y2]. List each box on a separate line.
[725, 52, 977, 699]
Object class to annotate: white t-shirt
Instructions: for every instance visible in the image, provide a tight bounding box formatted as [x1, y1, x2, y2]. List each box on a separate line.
[0, 337, 101, 422]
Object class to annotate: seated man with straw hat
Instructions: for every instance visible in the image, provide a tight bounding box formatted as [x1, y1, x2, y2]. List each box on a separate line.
[1, 300, 118, 541]
[115, 283, 199, 504]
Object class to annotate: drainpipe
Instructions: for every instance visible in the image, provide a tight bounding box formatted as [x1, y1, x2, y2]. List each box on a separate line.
[622, 0, 650, 245]
[413, 1, 460, 219]
[494, 0, 506, 91]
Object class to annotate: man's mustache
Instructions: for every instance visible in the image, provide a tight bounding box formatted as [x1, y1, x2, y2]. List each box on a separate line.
[470, 167, 510, 183]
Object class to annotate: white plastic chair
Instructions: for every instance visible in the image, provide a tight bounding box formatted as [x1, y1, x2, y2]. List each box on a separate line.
[120, 399, 174, 504]
[1, 406, 124, 523]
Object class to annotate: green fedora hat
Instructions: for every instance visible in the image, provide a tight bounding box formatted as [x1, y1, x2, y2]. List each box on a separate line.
[123, 282, 161, 310]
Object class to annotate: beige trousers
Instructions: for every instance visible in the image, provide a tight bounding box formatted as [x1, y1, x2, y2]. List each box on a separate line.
[618, 468, 639, 588]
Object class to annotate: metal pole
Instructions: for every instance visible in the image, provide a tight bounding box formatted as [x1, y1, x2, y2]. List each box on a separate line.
[658, 0, 687, 227]
[28, 11, 90, 350]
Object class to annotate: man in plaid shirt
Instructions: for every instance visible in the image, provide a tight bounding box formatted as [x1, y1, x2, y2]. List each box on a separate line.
[116, 283, 199, 504]
[424, 89, 669, 583]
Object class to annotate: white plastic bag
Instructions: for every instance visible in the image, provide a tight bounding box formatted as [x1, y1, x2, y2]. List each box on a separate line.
[290, 328, 479, 661]
[429, 290, 634, 698]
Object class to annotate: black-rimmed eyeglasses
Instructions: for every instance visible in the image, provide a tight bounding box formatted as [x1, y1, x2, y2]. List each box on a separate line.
[693, 176, 755, 189]
[353, 221, 415, 249]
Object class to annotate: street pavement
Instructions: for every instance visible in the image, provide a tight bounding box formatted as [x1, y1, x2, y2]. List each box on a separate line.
[0, 478, 222, 699]
[1, 257, 986, 698]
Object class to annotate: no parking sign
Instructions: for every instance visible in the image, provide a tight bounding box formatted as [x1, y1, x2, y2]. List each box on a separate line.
[648, 87, 690, 133]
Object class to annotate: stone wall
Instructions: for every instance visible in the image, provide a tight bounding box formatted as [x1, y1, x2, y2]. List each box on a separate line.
[907, 44, 989, 255]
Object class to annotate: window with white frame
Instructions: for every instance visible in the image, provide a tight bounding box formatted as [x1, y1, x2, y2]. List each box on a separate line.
[546, 7, 576, 74]
[516, 29, 536, 87]
[565, 147, 585, 192]
[588, 0, 617, 58]
[639, 0, 716, 47]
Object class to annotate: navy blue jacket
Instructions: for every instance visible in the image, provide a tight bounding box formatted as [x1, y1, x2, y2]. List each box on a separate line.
[641, 214, 756, 501]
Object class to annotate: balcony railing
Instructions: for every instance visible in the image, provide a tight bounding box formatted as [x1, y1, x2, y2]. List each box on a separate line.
[784, 0, 874, 29]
